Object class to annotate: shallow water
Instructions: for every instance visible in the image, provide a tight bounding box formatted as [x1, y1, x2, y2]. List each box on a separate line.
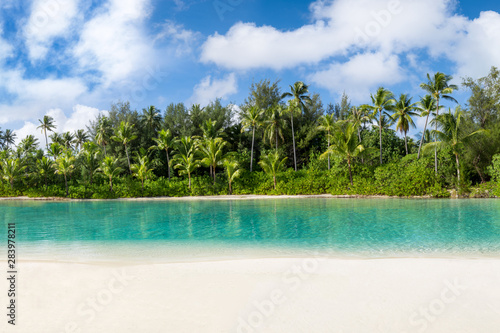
[1, 198, 500, 261]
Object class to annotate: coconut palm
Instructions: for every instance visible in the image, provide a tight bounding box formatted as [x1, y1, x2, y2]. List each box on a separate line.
[0, 158, 26, 189]
[80, 142, 101, 185]
[47, 142, 64, 160]
[416, 95, 440, 159]
[200, 119, 222, 140]
[98, 156, 122, 192]
[62, 131, 75, 150]
[240, 106, 264, 172]
[74, 129, 89, 152]
[2, 129, 16, 149]
[95, 116, 112, 155]
[141, 106, 162, 138]
[173, 136, 200, 189]
[391, 94, 418, 155]
[320, 122, 368, 186]
[54, 150, 75, 196]
[36, 156, 54, 191]
[349, 106, 371, 143]
[111, 121, 137, 173]
[420, 72, 458, 174]
[223, 158, 241, 195]
[363, 87, 395, 164]
[317, 113, 336, 170]
[199, 137, 227, 184]
[258, 152, 287, 190]
[131, 155, 153, 193]
[150, 129, 174, 180]
[281, 81, 312, 171]
[49, 132, 64, 146]
[424, 108, 485, 183]
[37, 115, 56, 150]
[18, 135, 39, 158]
[264, 104, 287, 151]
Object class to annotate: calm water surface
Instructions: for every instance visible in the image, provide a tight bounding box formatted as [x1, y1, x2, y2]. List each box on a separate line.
[1, 198, 500, 260]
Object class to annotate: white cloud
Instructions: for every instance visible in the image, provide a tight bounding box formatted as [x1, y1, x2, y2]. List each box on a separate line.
[309, 52, 404, 101]
[188, 73, 238, 106]
[155, 20, 200, 56]
[0, 28, 13, 61]
[73, 0, 154, 86]
[24, 0, 80, 60]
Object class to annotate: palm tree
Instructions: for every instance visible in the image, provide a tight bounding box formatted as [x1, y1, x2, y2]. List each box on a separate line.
[420, 72, 458, 174]
[258, 152, 287, 190]
[141, 106, 162, 139]
[47, 142, 64, 160]
[0, 158, 26, 189]
[62, 131, 75, 150]
[264, 104, 287, 151]
[54, 150, 75, 196]
[80, 142, 101, 185]
[74, 129, 89, 152]
[95, 116, 112, 155]
[18, 135, 39, 157]
[349, 106, 370, 143]
[111, 121, 137, 173]
[240, 106, 264, 172]
[424, 108, 485, 184]
[223, 158, 241, 195]
[150, 129, 174, 180]
[320, 122, 367, 186]
[199, 137, 227, 184]
[37, 115, 56, 150]
[364, 87, 395, 164]
[173, 136, 200, 189]
[37, 156, 54, 191]
[2, 129, 16, 149]
[416, 95, 440, 159]
[200, 119, 222, 140]
[392, 94, 418, 155]
[281, 81, 312, 171]
[98, 156, 122, 192]
[317, 114, 336, 170]
[49, 132, 64, 145]
[131, 155, 153, 193]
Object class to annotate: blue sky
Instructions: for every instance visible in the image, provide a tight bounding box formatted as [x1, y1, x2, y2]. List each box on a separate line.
[1, 0, 500, 143]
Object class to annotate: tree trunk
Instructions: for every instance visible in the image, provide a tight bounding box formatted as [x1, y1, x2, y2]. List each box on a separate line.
[275, 128, 278, 152]
[327, 133, 330, 170]
[456, 153, 461, 184]
[64, 173, 68, 197]
[434, 98, 440, 175]
[348, 159, 353, 186]
[379, 112, 383, 165]
[291, 112, 297, 171]
[109, 177, 113, 192]
[250, 127, 255, 172]
[103, 144, 107, 156]
[417, 112, 430, 159]
[125, 143, 131, 174]
[229, 180, 232, 195]
[44, 129, 48, 150]
[166, 150, 170, 180]
[273, 175, 277, 189]
[404, 132, 408, 155]
[213, 164, 216, 185]
[45, 175, 48, 191]
[188, 173, 191, 189]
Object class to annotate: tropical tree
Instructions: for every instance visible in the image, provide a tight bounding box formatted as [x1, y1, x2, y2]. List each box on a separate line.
[2, 129, 16, 149]
[74, 129, 89, 152]
[47, 142, 64, 160]
[349, 106, 371, 143]
[416, 95, 440, 159]
[424, 108, 486, 183]
[141, 106, 162, 139]
[364, 87, 395, 164]
[173, 136, 200, 189]
[281, 81, 312, 171]
[320, 122, 367, 186]
[131, 155, 153, 192]
[420, 72, 458, 174]
[54, 150, 75, 196]
[95, 116, 112, 155]
[36, 156, 54, 191]
[18, 135, 39, 157]
[258, 151, 287, 190]
[98, 156, 122, 192]
[200, 119, 223, 140]
[0, 158, 26, 189]
[317, 113, 336, 170]
[37, 115, 56, 150]
[150, 129, 174, 180]
[223, 158, 241, 195]
[199, 137, 227, 184]
[62, 131, 75, 150]
[49, 132, 64, 146]
[240, 106, 264, 172]
[111, 121, 137, 173]
[264, 104, 287, 151]
[80, 142, 101, 185]
[391, 94, 418, 155]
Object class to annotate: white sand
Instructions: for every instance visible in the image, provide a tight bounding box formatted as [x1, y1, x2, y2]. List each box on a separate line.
[2, 257, 500, 333]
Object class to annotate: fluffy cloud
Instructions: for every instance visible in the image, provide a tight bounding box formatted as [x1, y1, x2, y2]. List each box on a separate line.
[155, 20, 200, 56]
[73, 0, 154, 86]
[188, 73, 238, 106]
[24, 0, 80, 60]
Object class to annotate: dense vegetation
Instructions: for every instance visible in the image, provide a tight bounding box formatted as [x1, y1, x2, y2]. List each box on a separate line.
[1, 68, 500, 199]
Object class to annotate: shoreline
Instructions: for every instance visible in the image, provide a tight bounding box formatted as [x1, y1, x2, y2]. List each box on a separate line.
[0, 193, 478, 202]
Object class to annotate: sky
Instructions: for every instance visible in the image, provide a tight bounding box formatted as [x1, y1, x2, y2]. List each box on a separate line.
[1, 0, 500, 144]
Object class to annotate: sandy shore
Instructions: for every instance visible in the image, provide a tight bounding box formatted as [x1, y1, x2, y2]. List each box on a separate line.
[2, 257, 500, 333]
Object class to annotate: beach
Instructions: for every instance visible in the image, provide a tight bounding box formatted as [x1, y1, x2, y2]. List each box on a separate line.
[3, 257, 500, 333]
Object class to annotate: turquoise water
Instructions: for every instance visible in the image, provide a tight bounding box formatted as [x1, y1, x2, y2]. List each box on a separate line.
[1, 198, 500, 259]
